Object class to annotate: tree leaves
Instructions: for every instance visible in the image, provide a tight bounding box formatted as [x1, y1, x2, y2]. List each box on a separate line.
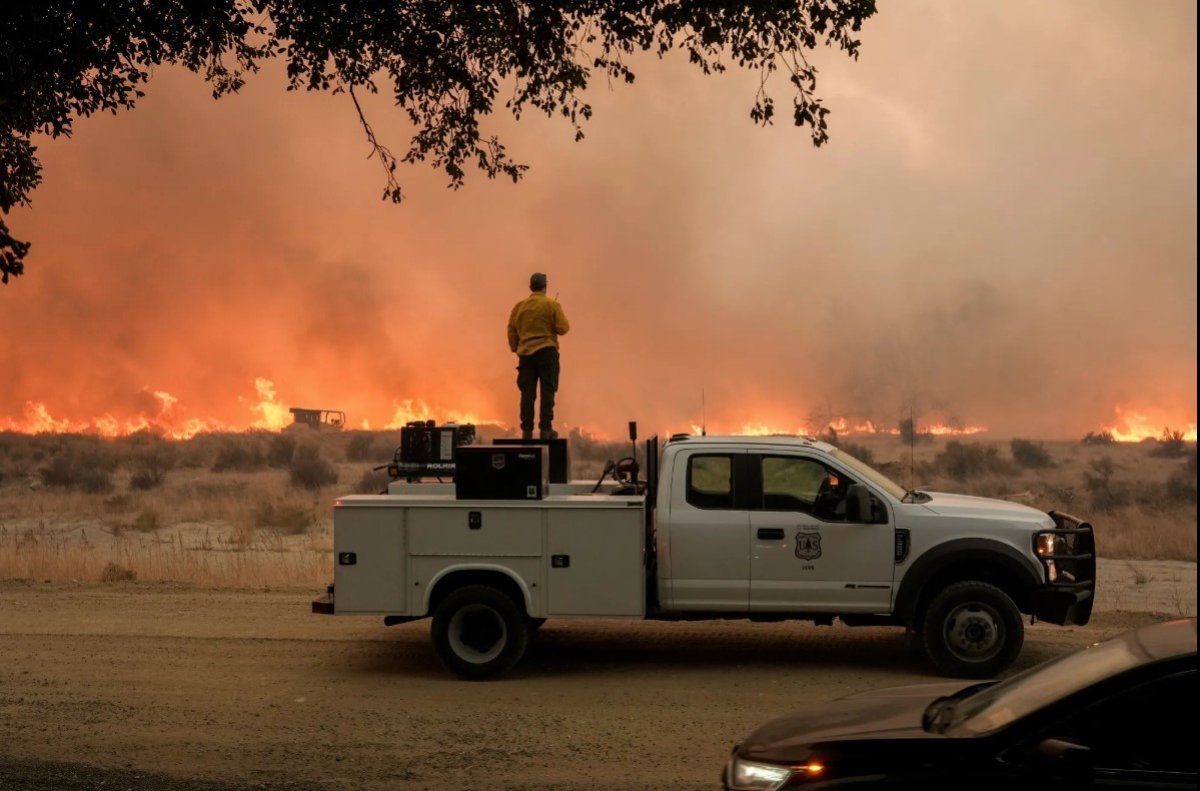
[0, 0, 877, 284]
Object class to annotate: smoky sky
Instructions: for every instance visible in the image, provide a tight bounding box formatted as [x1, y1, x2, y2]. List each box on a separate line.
[1, 0, 1195, 438]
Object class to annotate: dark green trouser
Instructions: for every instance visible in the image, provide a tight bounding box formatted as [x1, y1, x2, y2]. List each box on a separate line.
[517, 347, 560, 433]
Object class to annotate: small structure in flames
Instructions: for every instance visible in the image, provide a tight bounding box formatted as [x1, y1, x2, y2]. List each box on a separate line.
[288, 408, 346, 430]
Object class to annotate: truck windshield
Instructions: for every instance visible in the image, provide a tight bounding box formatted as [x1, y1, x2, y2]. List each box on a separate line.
[829, 449, 907, 501]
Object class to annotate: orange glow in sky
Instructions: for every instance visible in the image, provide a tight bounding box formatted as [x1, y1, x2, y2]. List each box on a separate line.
[1, 2, 1194, 442]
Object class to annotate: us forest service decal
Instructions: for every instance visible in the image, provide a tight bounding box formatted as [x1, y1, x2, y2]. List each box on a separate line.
[795, 529, 822, 561]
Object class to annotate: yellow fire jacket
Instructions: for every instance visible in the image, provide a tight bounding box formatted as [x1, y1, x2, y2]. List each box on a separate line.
[507, 293, 570, 356]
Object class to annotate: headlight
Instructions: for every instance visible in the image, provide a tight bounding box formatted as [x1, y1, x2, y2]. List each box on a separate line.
[728, 757, 793, 790]
[1035, 533, 1056, 556]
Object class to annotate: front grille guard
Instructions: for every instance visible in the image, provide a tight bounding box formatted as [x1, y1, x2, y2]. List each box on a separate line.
[1038, 511, 1097, 591]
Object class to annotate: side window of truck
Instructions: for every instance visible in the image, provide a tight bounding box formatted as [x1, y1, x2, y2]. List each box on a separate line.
[686, 455, 735, 509]
[760, 456, 856, 521]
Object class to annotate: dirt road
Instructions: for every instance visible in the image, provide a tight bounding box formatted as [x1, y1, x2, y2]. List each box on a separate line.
[0, 580, 1187, 791]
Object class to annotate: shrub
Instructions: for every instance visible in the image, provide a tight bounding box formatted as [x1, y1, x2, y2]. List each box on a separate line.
[837, 442, 875, 466]
[1165, 454, 1198, 505]
[289, 444, 338, 490]
[356, 468, 391, 494]
[1010, 439, 1055, 469]
[38, 448, 114, 493]
[267, 434, 297, 468]
[252, 501, 314, 534]
[100, 562, 137, 582]
[129, 442, 176, 490]
[212, 438, 265, 472]
[1084, 456, 1129, 512]
[345, 434, 377, 461]
[1149, 428, 1189, 459]
[934, 442, 1009, 481]
[1081, 431, 1115, 445]
[131, 509, 162, 532]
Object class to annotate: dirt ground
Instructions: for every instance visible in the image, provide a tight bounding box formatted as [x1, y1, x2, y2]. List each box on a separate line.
[0, 561, 1195, 791]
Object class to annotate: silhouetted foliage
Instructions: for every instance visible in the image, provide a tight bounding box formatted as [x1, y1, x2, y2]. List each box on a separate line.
[0, 1, 876, 283]
[1164, 453, 1198, 505]
[129, 442, 176, 490]
[1149, 428, 1189, 458]
[1010, 438, 1055, 469]
[1081, 431, 1116, 445]
[289, 444, 338, 490]
[212, 438, 266, 471]
[837, 442, 875, 466]
[38, 447, 114, 493]
[345, 433, 377, 462]
[934, 441, 1010, 481]
[1083, 456, 1128, 512]
[267, 434, 297, 467]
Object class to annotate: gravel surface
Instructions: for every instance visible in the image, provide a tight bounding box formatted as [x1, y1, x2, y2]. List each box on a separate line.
[0, 562, 1191, 790]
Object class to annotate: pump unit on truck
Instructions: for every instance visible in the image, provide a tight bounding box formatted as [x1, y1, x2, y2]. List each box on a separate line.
[313, 423, 1095, 680]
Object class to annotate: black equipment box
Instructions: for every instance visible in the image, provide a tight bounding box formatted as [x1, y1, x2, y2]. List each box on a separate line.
[390, 421, 476, 480]
[455, 445, 547, 500]
[492, 438, 569, 483]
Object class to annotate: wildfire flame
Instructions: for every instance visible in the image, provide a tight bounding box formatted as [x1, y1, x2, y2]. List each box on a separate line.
[383, 400, 492, 430]
[730, 419, 986, 438]
[0, 380, 292, 440]
[0, 379, 498, 439]
[1101, 406, 1198, 443]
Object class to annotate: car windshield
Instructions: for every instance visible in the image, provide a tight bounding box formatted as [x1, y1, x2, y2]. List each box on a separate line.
[948, 635, 1146, 735]
[829, 448, 907, 501]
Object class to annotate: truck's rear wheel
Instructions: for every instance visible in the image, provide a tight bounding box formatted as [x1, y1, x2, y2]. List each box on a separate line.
[431, 585, 529, 680]
[921, 581, 1023, 679]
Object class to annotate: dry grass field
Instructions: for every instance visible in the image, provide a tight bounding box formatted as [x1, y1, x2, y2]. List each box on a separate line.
[0, 427, 1194, 588]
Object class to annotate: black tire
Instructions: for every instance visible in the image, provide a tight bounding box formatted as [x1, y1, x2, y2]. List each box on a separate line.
[528, 617, 547, 633]
[431, 585, 529, 680]
[920, 581, 1023, 679]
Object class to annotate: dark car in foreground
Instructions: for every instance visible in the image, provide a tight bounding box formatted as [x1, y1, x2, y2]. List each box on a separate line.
[725, 618, 1197, 790]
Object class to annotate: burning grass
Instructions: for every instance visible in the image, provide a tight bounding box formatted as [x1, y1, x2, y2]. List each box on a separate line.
[0, 429, 1194, 587]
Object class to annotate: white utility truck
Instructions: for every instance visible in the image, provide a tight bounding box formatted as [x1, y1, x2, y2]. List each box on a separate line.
[312, 432, 1095, 680]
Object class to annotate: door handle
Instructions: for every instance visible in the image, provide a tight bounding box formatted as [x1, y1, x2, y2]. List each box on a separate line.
[756, 528, 785, 540]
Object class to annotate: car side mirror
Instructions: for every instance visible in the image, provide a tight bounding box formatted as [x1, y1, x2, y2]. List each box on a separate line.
[1036, 738, 1093, 777]
[845, 484, 871, 523]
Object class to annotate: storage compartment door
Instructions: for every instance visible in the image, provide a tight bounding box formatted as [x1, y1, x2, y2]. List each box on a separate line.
[334, 507, 407, 613]
[547, 508, 645, 616]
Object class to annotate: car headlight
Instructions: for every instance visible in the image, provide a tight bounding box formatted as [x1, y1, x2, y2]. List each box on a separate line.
[1036, 533, 1056, 556]
[728, 757, 793, 790]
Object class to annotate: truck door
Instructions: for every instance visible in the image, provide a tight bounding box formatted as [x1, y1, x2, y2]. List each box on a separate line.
[665, 450, 750, 611]
[748, 454, 894, 613]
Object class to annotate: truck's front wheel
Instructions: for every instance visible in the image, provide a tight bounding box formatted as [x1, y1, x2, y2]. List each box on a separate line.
[431, 585, 529, 680]
[920, 581, 1023, 679]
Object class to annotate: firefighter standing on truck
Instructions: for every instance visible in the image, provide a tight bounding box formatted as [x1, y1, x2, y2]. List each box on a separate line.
[508, 272, 569, 440]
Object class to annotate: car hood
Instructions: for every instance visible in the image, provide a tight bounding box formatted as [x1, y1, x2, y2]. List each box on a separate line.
[738, 681, 977, 764]
[919, 492, 1051, 524]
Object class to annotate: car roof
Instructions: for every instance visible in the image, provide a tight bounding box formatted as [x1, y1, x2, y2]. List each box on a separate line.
[666, 435, 838, 453]
[1122, 617, 1197, 662]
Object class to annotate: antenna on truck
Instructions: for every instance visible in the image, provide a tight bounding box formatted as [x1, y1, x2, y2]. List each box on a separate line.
[909, 403, 916, 491]
[701, 389, 707, 436]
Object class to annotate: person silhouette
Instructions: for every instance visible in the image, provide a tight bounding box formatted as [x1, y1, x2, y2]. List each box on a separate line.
[507, 272, 569, 439]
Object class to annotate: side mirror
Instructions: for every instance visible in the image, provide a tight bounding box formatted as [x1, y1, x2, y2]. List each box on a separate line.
[1036, 738, 1093, 777]
[845, 484, 871, 523]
